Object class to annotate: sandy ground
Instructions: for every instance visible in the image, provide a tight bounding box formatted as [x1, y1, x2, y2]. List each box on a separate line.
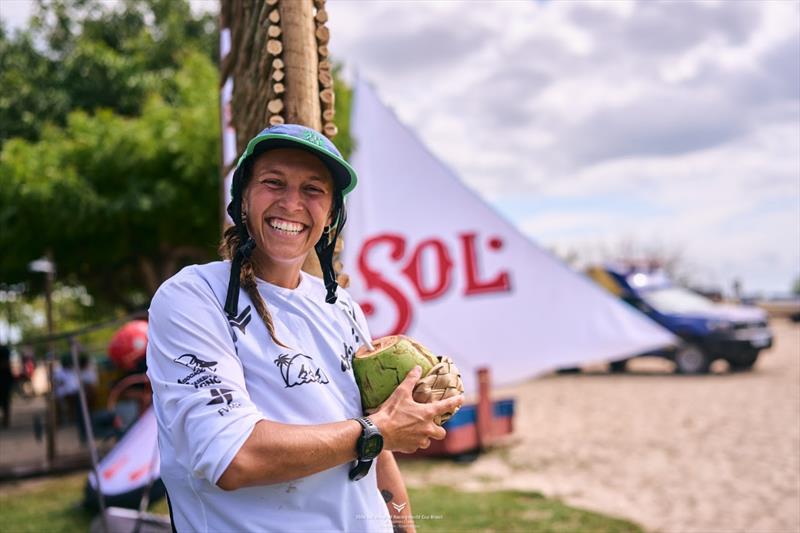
[400, 319, 800, 533]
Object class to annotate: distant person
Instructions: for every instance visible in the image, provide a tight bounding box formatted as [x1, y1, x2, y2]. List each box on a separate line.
[53, 355, 80, 425]
[0, 345, 14, 428]
[78, 355, 98, 407]
[18, 347, 36, 397]
[75, 354, 98, 443]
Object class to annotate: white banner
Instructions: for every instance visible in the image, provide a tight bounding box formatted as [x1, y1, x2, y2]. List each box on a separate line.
[342, 80, 676, 393]
[89, 407, 159, 496]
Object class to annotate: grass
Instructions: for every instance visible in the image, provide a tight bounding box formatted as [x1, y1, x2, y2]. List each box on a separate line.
[409, 485, 642, 532]
[0, 472, 643, 533]
[0, 473, 169, 533]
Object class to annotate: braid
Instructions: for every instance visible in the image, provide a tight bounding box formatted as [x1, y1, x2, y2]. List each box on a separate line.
[219, 226, 289, 349]
[240, 261, 289, 349]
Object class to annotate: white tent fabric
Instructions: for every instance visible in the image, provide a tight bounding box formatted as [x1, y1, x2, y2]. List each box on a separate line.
[341, 79, 676, 393]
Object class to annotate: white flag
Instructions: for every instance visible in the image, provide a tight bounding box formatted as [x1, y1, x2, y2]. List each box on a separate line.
[342, 80, 675, 393]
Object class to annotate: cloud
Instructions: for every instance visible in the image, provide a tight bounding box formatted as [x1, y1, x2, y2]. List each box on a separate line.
[564, 86, 748, 164]
[341, 14, 487, 76]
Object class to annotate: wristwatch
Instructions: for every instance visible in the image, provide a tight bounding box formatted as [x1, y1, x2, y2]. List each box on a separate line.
[349, 416, 383, 481]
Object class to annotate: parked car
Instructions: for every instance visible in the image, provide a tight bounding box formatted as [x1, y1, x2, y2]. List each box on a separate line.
[586, 264, 773, 374]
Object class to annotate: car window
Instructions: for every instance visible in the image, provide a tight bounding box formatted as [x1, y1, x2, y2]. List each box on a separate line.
[638, 287, 717, 314]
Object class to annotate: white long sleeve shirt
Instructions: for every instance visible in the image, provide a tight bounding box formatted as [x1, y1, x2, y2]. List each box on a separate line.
[146, 261, 392, 532]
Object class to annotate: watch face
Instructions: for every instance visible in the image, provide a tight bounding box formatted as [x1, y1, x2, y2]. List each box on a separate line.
[360, 433, 384, 460]
[363, 436, 382, 457]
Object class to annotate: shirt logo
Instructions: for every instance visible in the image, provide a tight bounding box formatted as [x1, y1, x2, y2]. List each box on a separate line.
[206, 388, 242, 416]
[228, 305, 252, 338]
[174, 354, 219, 388]
[206, 388, 233, 406]
[274, 353, 330, 388]
[338, 301, 360, 372]
[339, 342, 354, 372]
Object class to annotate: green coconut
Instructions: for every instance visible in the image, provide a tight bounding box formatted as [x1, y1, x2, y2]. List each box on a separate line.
[353, 335, 438, 409]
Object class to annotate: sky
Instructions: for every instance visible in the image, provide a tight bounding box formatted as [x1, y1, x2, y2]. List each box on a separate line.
[2, 0, 798, 296]
[325, 0, 800, 296]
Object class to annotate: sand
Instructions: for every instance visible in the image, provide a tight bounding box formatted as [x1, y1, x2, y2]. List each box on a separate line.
[401, 319, 800, 533]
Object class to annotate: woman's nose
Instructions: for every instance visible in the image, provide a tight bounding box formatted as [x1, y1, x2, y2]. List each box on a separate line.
[277, 186, 303, 210]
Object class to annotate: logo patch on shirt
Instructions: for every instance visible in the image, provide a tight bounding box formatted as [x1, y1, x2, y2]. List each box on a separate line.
[206, 388, 242, 416]
[274, 353, 330, 388]
[338, 301, 361, 373]
[228, 305, 252, 339]
[339, 342, 354, 372]
[206, 388, 233, 406]
[174, 354, 220, 388]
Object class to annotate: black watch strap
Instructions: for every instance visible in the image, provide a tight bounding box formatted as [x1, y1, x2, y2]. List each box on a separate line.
[349, 416, 383, 481]
[353, 416, 376, 435]
[349, 459, 372, 481]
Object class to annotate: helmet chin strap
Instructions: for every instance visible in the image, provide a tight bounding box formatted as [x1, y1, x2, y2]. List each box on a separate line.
[224, 172, 256, 318]
[224, 236, 255, 318]
[316, 194, 346, 304]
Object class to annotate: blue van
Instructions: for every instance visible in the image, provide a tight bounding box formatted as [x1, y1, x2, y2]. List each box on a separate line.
[586, 264, 773, 374]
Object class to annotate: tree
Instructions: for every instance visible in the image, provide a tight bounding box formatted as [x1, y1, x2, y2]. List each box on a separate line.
[0, 0, 217, 146]
[0, 51, 220, 309]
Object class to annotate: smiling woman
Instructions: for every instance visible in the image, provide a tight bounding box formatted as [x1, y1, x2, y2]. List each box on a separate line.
[145, 124, 463, 532]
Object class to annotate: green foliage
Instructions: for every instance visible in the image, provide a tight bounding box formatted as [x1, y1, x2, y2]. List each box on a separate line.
[0, 50, 221, 308]
[0, 0, 217, 145]
[333, 66, 354, 160]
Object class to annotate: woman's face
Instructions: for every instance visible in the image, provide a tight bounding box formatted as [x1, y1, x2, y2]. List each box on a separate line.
[243, 148, 334, 273]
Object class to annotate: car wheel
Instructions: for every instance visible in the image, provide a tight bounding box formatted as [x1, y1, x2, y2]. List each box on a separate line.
[609, 359, 628, 373]
[674, 344, 711, 374]
[728, 349, 759, 372]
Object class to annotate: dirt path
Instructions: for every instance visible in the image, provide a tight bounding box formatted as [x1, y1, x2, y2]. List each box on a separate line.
[401, 320, 800, 533]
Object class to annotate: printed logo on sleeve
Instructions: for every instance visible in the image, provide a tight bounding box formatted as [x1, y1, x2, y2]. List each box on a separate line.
[274, 353, 330, 388]
[173, 353, 221, 389]
[206, 388, 233, 406]
[206, 388, 242, 416]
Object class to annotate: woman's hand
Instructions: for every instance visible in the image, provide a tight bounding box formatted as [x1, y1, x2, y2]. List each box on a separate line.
[369, 366, 464, 453]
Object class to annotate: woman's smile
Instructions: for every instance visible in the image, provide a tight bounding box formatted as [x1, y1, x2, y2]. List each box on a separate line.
[266, 217, 308, 237]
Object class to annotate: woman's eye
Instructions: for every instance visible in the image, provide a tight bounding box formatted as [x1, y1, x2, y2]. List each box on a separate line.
[305, 186, 325, 194]
[262, 179, 283, 188]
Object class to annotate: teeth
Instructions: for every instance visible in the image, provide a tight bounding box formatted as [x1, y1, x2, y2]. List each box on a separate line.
[269, 218, 304, 233]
